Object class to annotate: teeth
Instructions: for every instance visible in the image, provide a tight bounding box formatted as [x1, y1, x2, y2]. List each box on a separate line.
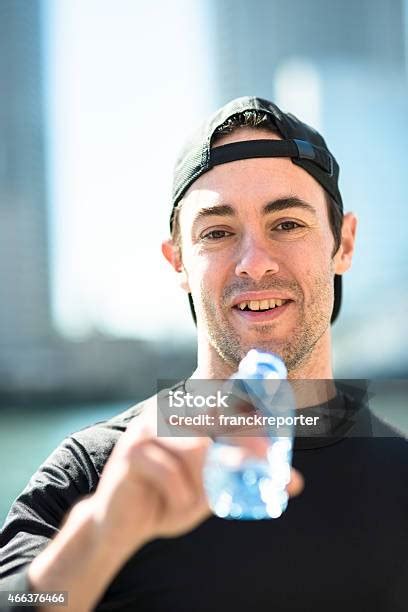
[236, 298, 288, 311]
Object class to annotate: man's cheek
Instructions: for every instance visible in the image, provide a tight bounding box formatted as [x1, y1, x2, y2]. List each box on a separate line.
[182, 257, 206, 291]
[191, 259, 219, 289]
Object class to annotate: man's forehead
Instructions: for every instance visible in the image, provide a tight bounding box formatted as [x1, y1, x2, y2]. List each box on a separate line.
[180, 160, 326, 219]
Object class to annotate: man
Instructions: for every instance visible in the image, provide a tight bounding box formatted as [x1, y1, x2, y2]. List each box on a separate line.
[0, 97, 406, 611]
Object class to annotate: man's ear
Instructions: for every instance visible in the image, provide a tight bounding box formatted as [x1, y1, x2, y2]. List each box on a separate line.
[334, 212, 358, 275]
[161, 239, 190, 292]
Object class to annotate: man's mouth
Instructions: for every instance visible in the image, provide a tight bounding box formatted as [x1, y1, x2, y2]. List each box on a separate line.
[233, 298, 291, 312]
[230, 296, 293, 323]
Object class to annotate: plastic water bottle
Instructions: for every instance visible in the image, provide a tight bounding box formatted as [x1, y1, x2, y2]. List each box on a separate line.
[203, 349, 294, 520]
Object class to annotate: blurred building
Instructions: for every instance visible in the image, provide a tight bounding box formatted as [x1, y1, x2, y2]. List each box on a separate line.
[0, 0, 52, 346]
[210, 0, 405, 104]
[0, 335, 195, 404]
[0, 0, 195, 403]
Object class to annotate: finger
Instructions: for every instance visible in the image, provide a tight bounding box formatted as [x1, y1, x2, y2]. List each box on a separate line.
[155, 436, 211, 493]
[128, 440, 196, 509]
[286, 468, 304, 497]
[124, 413, 156, 440]
[124, 416, 209, 496]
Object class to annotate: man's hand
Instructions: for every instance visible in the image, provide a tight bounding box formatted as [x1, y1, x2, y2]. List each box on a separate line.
[91, 408, 214, 555]
[92, 405, 304, 555]
[29, 403, 304, 612]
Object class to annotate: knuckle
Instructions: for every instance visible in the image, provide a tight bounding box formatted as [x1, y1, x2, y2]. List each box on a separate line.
[124, 437, 153, 460]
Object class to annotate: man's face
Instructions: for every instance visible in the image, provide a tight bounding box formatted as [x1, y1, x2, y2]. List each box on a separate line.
[173, 128, 348, 373]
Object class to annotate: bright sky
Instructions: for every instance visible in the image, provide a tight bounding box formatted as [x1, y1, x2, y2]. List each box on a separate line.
[44, 0, 214, 340]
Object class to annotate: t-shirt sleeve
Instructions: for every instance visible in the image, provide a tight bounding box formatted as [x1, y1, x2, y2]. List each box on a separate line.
[0, 436, 102, 609]
[0, 569, 35, 611]
[0, 402, 148, 612]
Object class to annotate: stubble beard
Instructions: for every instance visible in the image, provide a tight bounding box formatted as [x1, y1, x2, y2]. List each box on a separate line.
[197, 268, 334, 375]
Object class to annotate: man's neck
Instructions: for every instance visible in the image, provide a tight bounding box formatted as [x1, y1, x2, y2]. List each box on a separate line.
[194, 329, 333, 378]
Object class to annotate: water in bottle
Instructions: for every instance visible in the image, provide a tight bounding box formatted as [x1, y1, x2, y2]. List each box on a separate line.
[204, 349, 294, 520]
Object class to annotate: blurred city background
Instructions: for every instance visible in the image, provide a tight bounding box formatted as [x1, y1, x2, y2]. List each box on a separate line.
[1, 0, 407, 522]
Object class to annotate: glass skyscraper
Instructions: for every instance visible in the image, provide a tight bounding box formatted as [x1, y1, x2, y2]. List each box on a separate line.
[0, 0, 51, 346]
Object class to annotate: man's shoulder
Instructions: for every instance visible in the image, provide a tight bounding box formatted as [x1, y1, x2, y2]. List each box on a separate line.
[340, 386, 408, 442]
[369, 410, 408, 440]
[70, 393, 153, 445]
[69, 388, 176, 472]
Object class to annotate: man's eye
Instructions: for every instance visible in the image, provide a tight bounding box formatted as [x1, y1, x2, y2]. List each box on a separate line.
[201, 229, 233, 240]
[275, 221, 302, 231]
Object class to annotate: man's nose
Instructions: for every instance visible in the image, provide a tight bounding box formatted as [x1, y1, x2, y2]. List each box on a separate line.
[234, 238, 279, 281]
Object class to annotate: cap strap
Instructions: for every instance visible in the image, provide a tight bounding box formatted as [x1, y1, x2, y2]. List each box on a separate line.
[210, 139, 333, 175]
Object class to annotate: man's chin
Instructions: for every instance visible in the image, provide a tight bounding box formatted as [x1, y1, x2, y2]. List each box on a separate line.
[227, 315, 300, 359]
[232, 318, 295, 345]
[238, 338, 286, 358]
[226, 323, 293, 359]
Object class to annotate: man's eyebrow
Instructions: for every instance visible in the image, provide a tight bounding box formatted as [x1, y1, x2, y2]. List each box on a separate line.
[193, 204, 236, 223]
[192, 198, 317, 225]
[263, 197, 317, 216]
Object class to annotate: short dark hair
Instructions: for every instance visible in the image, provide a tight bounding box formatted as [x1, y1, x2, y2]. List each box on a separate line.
[172, 110, 343, 257]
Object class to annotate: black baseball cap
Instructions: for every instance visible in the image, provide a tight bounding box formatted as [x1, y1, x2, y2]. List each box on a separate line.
[170, 96, 343, 324]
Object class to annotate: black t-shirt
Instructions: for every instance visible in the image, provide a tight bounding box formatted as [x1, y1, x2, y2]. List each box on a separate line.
[0, 389, 407, 611]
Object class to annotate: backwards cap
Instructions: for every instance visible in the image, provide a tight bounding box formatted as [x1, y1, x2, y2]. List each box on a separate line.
[170, 96, 343, 324]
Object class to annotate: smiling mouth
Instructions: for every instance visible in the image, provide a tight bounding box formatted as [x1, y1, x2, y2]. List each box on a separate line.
[233, 298, 291, 312]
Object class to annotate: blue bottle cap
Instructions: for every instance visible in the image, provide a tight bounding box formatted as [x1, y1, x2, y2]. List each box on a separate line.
[239, 349, 288, 380]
